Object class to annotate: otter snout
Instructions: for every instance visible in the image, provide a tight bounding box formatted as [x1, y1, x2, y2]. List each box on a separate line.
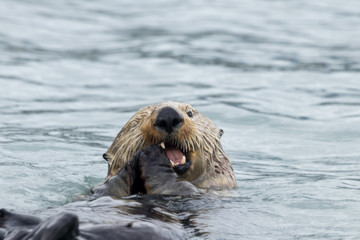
[155, 107, 183, 134]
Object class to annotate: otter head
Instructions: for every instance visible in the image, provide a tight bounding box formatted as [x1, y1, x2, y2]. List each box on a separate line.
[104, 101, 236, 189]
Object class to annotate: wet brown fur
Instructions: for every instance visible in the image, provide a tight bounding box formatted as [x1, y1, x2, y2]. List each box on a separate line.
[104, 101, 237, 189]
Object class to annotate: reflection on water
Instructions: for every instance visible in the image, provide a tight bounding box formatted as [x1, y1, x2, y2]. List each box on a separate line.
[1, 0, 360, 239]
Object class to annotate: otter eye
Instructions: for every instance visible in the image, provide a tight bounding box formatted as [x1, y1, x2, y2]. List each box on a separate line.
[187, 111, 193, 118]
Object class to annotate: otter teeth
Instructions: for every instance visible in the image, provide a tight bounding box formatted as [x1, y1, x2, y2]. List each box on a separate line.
[181, 155, 186, 165]
[169, 156, 186, 167]
[159, 141, 187, 166]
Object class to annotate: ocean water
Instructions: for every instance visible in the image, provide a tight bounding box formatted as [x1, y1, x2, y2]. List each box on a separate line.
[1, 0, 360, 239]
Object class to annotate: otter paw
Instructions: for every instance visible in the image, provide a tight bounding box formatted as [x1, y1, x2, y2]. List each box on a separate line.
[137, 145, 198, 196]
[138, 145, 173, 178]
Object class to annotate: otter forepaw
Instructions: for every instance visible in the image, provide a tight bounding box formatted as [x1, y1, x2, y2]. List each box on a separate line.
[138, 145, 198, 196]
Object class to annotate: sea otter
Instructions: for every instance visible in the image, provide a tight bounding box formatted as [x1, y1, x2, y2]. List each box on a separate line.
[93, 101, 236, 197]
[0, 102, 237, 239]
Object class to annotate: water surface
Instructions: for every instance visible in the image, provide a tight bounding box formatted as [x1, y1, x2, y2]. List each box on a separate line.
[1, 0, 360, 239]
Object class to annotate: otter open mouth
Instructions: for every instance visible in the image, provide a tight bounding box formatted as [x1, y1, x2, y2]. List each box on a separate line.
[159, 142, 191, 175]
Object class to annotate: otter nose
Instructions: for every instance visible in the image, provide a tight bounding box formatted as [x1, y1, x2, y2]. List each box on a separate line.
[155, 107, 183, 134]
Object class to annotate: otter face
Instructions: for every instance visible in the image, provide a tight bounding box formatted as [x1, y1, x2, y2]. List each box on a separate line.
[104, 101, 236, 189]
[146, 103, 202, 178]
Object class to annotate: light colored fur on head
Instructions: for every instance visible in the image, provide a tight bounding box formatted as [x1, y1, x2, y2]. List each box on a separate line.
[104, 101, 237, 189]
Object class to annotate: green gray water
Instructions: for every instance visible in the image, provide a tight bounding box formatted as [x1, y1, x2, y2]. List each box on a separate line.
[1, 0, 360, 239]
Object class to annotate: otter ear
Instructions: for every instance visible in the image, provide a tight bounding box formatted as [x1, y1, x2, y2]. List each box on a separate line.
[218, 129, 224, 138]
[103, 153, 111, 162]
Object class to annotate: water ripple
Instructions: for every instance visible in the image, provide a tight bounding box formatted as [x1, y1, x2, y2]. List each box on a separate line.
[1, 0, 360, 239]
